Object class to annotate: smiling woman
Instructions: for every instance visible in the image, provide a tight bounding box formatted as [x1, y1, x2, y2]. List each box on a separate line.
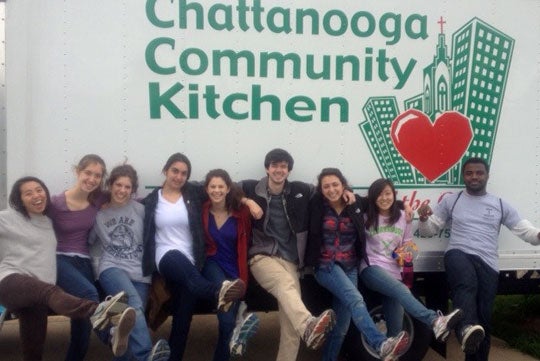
[17, 179, 49, 216]
[0, 176, 130, 361]
[89, 164, 170, 361]
[202, 169, 259, 360]
[47, 154, 111, 361]
[141, 153, 247, 360]
[306, 168, 411, 361]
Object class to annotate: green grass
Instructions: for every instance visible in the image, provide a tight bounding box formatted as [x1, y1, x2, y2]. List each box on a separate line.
[492, 295, 540, 358]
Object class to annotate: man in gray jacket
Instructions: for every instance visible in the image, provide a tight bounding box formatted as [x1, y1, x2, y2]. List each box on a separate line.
[241, 148, 336, 361]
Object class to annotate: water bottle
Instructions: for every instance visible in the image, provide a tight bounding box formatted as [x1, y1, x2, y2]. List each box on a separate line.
[402, 260, 414, 289]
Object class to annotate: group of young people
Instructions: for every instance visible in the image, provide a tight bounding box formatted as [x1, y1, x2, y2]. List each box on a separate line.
[0, 154, 252, 361]
[1, 149, 538, 361]
[241, 149, 461, 361]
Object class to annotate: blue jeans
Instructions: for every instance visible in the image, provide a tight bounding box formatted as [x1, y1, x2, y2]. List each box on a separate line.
[56, 255, 100, 361]
[159, 250, 222, 360]
[99, 267, 151, 361]
[381, 297, 404, 337]
[315, 264, 386, 360]
[202, 260, 240, 361]
[360, 265, 437, 335]
[445, 249, 498, 361]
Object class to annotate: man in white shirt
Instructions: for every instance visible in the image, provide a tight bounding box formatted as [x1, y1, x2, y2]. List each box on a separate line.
[417, 157, 540, 361]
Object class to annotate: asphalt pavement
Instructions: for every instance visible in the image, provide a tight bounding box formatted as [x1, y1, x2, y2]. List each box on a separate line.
[0, 312, 538, 360]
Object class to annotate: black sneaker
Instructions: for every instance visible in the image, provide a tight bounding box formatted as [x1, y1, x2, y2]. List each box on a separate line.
[461, 324, 485, 354]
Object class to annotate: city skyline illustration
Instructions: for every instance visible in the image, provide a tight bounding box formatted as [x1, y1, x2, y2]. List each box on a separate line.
[359, 17, 514, 186]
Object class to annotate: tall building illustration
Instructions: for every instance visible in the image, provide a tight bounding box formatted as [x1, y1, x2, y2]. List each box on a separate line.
[359, 97, 415, 184]
[449, 18, 514, 183]
[360, 17, 513, 186]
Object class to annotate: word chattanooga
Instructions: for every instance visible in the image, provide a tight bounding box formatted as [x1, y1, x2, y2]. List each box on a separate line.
[145, 0, 428, 121]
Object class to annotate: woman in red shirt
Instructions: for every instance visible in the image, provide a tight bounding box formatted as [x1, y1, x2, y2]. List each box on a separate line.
[201, 169, 259, 360]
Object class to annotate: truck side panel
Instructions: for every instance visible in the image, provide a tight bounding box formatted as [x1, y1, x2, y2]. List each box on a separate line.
[4, 0, 540, 272]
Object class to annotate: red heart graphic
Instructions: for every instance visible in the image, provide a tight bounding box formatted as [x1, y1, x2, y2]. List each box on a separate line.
[390, 109, 472, 182]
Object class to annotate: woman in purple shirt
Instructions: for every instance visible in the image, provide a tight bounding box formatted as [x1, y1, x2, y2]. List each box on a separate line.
[48, 154, 109, 361]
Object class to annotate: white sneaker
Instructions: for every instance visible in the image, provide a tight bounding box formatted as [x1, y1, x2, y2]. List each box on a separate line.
[111, 307, 136, 357]
[90, 291, 128, 330]
[432, 308, 463, 342]
[147, 338, 170, 361]
[217, 279, 246, 312]
[229, 301, 260, 357]
[379, 331, 409, 361]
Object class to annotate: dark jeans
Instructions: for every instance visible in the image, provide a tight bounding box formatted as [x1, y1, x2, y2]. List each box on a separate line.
[159, 250, 221, 360]
[56, 255, 100, 361]
[0, 273, 97, 361]
[202, 259, 239, 361]
[445, 249, 499, 361]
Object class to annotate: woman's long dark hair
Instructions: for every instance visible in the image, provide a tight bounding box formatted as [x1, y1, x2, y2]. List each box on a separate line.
[9, 176, 51, 218]
[204, 169, 245, 212]
[365, 178, 401, 231]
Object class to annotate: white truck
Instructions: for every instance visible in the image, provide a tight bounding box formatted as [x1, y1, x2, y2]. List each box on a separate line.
[2, 1, 539, 359]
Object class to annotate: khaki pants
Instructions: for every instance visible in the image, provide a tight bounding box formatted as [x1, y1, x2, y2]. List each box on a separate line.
[250, 255, 312, 361]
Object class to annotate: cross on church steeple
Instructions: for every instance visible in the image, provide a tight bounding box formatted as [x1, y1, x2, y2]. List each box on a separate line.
[438, 16, 446, 33]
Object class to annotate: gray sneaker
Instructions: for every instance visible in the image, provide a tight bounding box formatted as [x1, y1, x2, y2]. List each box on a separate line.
[303, 309, 336, 350]
[90, 291, 129, 330]
[111, 307, 136, 357]
[432, 308, 463, 342]
[379, 331, 409, 361]
[229, 302, 260, 357]
[147, 339, 170, 361]
[461, 324, 485, 354]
